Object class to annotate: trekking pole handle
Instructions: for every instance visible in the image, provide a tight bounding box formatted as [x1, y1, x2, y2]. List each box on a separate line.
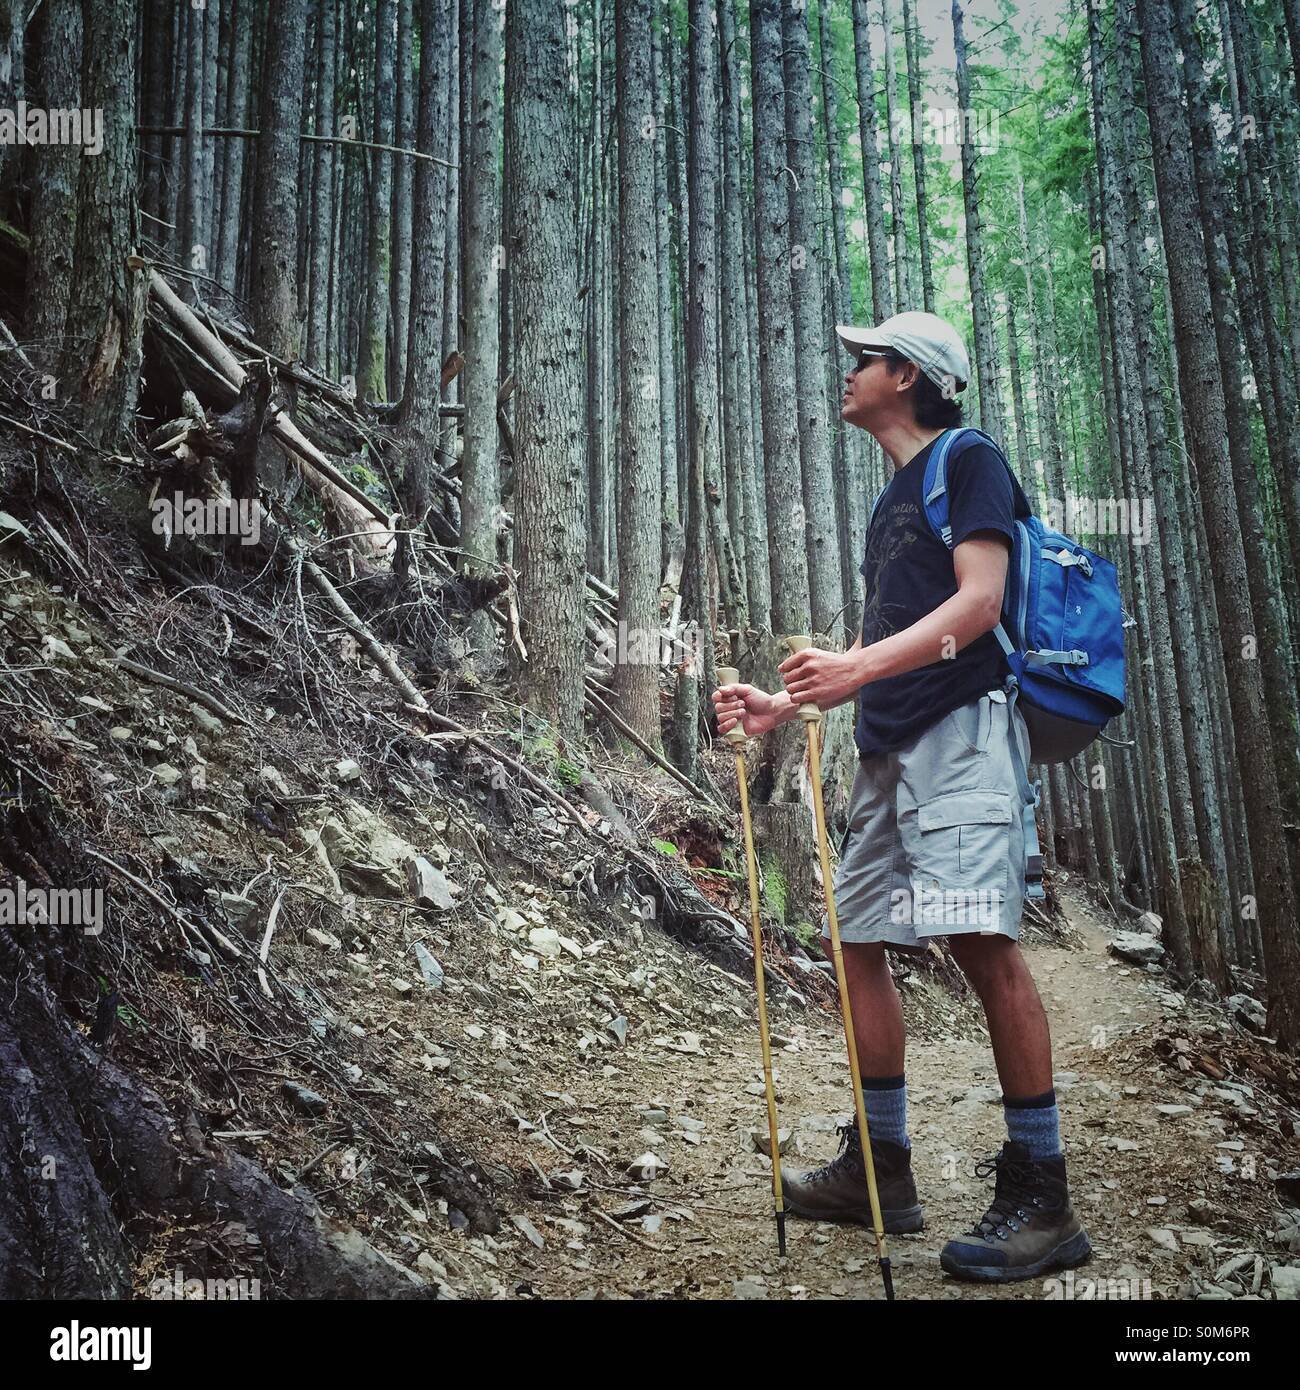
[782, 635, 823, 724]
[715, 666, 747, 746]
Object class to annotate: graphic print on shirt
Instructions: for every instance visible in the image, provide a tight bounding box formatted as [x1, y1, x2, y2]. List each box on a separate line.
[860, 499, 920, 646]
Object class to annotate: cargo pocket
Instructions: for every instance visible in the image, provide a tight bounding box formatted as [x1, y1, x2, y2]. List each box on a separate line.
[912, 790, 1013, 896]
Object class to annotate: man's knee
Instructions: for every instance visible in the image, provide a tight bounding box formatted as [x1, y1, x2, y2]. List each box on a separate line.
[947, 932, 1023, 994]
[842, 939, 890, 986]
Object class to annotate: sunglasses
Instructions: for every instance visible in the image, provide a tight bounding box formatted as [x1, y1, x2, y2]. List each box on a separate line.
[854, 348, 894, 372]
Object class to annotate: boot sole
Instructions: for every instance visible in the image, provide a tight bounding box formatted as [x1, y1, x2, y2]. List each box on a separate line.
[785, 1198, 925, 1235]
[939, 1228, 1093, 1283]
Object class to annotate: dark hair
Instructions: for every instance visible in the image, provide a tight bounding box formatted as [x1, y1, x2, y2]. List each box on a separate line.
[883, 351, 964, 428]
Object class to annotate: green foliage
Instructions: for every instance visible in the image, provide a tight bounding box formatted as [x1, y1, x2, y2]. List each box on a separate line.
[651, 837, 678, 856]
[791, 918, 824, 955]
[554, 758, 584, 787]
[760, 853, 787, 922]
[116, 1000, 145, 1033]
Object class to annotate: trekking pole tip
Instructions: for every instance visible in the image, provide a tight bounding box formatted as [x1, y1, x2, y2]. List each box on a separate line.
[776, 1211, 787, 1257]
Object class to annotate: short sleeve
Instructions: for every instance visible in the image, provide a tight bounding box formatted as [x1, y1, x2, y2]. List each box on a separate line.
[946, 440, 1015, 548]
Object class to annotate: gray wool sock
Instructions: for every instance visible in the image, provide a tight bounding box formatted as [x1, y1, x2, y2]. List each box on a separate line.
[860, 1074, 909, 1149]
[1003, 1089, 1062, 1161]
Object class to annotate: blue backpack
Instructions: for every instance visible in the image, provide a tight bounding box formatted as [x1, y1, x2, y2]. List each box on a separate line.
[869, 426, 1129, 896]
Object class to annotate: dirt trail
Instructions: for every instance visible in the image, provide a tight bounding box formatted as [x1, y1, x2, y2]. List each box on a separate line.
[499, 887, 1287, 1301]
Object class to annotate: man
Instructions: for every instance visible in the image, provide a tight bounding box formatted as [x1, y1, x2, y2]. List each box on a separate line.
[712, 311, 1092, 1284]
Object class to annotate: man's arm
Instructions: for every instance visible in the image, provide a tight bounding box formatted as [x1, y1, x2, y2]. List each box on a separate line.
[856, 533, 1006, 682]
[760, 635, 863, 726]
[777, 535, 1008, 709]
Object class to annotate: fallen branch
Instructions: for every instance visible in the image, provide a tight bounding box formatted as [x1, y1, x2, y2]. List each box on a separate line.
[584, 684, 718, 808]
[89, 633, 252, 729]
[256, 888, 287, 1000]
[149, 270, 394, 562]
[136, 124, 458, 169]
[84, 846, 243, 959]
[293, 535, 592, 839]
[407, 702, 593, 839]
[0, 317, 34, 371]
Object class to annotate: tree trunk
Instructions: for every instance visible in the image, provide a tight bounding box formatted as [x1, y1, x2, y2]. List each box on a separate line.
[140, 0, 171, 241]
[395, 0, 451, 579]
[307, 0, 339, 371]
[60, 0, 144, 448]
[459, 0, 503, 670]
[613, 0, 666, 749]
[1088, 0, 1192, 973]
[251, 0, 309, 362]
[0, 0, 24, 215]
[25, 0, 82, 376]
[850, 0, 892, 321]
[818, 0, 863, 642]
[748, 0, 820, 924]
[902, 0, 934, 312]
[651, 2, 684, 594]
[952, 0, 1004, 443]
[783, 0, 842, 646]
[216, 0, 252, 299]
[880, 0, 911, 311]
[391, 0, 416, 394]
[504, 0, 589, 746]
[359, 0, 397, 401]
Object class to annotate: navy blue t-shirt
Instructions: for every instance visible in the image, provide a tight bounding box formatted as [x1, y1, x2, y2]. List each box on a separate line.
[854, 432, 1031, 758]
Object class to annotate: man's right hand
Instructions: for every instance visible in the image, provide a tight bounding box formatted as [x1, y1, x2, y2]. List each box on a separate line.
[712, 681, 785, 738]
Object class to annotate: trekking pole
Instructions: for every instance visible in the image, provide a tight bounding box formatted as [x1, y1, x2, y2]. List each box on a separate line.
[717, 665, 787, 1257]
[783, 635, 896, 1301]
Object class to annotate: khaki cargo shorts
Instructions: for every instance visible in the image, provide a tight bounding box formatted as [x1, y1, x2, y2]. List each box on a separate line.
[828, 689, 1033, 951]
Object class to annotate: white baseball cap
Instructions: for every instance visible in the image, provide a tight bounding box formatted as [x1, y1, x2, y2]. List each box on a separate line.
[836, 311, 970, 392]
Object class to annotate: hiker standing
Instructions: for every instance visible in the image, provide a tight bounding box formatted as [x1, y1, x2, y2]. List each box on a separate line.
[712, 312, 1092, 1284]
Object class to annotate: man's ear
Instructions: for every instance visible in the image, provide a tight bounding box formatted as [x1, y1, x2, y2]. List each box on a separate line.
[896, 361, 920, 393]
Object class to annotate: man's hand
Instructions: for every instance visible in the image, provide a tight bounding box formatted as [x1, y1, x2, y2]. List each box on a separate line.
[777, 646, 868, 708]
[712, 681, 786, 738]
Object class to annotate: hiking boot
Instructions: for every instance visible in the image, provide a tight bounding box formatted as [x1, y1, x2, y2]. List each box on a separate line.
[784, 1122, 924, 1232]
[939, 1141, 1093, 1283]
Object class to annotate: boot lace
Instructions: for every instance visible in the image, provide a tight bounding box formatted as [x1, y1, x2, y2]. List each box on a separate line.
[968, 1149, 1045, 1241]
[804, 1121, 864, 1185]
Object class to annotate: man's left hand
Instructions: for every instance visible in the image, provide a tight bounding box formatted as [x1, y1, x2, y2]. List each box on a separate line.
[777, 646, 868, 708]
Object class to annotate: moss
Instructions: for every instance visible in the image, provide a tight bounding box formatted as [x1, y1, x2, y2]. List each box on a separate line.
[791, 918, 823, 954]
[761, 854, 787, 921]
[553, 758, 583, 787]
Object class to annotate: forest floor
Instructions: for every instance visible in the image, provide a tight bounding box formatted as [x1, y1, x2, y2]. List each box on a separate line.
[2, 511, 1298, 1301]
[451, 887, 1300, 1302]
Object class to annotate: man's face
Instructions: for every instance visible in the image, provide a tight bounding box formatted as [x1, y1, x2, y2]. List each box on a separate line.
[841, 349, 916, 429]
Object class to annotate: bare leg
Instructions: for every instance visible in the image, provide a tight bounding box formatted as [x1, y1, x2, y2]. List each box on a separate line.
[841, 941, 906, 1077]
[945, 934, 1053, 1097]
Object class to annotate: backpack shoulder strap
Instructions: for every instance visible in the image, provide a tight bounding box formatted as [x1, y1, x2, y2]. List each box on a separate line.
[922, 426, 1018, 548]
[923, 428, 1024, 678]
[921, 427, 971, 548]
